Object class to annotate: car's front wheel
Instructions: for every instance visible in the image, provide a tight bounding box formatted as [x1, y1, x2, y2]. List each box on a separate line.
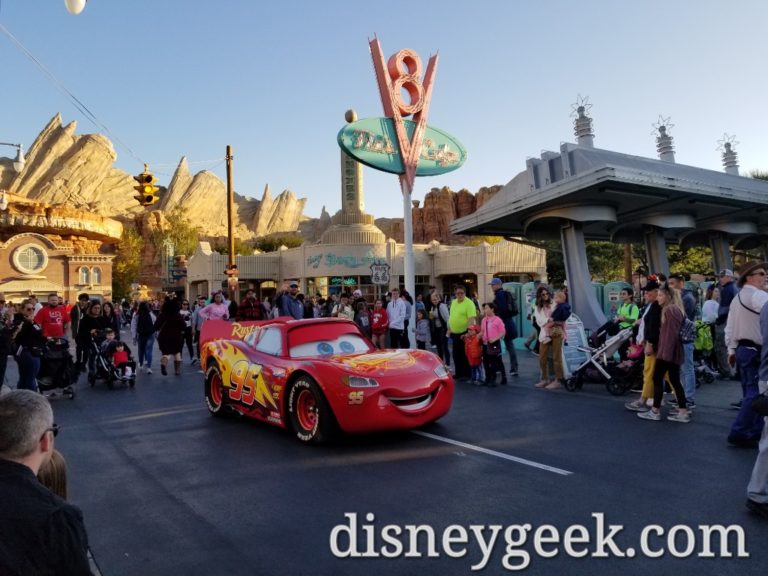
[288, 376, 335, 444]
[205, 364, 227, 417]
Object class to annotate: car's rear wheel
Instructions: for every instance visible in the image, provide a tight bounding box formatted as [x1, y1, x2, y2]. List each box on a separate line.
[205, 364, 227, 417]
[288, 376, 335, 444]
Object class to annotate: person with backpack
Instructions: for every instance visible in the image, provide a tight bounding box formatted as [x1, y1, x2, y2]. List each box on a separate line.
[490, 278, 519, 377]
[131, 301, 157, 374]
[669, 274, 697, 409]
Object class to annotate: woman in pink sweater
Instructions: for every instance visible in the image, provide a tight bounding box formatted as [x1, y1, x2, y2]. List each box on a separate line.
[481, 302, 507, 387]
[198, 292, 230, 322]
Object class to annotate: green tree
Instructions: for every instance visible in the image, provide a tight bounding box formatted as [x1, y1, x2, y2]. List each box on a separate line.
[211, 238, 255, 255]
[253, 234, 304, 252]
[112, 224, 144, 298]
[464, 235, 504, 247]
[152, 207, 201, 257]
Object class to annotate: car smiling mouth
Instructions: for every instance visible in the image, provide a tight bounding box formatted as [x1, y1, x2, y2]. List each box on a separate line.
[386, 389, 437, 412]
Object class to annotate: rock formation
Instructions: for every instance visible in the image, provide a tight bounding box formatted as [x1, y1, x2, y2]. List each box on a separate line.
[0, 114, 307, 240]
[372, 185, 504, 245]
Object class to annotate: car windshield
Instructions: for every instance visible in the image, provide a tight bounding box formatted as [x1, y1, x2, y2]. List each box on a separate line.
[288, 322, 372, 358]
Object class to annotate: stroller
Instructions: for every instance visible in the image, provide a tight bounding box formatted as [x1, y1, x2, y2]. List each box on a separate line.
[565, 328, 642, 395]
[87, 332, 136, 389]
[37, 337, 77, 399]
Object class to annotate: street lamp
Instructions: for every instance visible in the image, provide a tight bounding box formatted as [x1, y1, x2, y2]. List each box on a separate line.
[64, 0, 88, 15]
[0, 142, 25, 173]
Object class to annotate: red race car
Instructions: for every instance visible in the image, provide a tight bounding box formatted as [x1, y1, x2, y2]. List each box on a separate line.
[199, 318, 454, 443]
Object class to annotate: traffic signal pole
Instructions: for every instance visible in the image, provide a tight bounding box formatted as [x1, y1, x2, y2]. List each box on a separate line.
[225, 145, 239, 303]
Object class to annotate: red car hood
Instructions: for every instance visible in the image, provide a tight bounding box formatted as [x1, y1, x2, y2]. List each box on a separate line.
[319, 349, 441, 382]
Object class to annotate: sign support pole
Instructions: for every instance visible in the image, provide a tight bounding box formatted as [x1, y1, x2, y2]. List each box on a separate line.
[400, 176, 416, 347]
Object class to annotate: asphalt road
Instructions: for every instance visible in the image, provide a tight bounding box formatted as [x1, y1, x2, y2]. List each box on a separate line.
[5, 339, 766, 576]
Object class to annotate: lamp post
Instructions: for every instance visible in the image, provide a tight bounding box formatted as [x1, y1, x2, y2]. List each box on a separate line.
[0, 142, 25, 173]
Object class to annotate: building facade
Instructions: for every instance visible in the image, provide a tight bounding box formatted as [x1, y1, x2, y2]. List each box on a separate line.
[0, 193, 120, 303]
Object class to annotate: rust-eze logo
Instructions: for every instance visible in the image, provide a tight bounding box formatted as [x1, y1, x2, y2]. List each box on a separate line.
[231, 322, 257, 339]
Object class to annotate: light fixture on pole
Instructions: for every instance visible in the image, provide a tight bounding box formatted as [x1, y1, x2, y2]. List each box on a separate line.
[0, 142, 25, 173]
[64, 0, 88, 15]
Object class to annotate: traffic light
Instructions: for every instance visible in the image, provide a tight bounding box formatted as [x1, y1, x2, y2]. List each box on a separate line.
[133, 164, 160, 206]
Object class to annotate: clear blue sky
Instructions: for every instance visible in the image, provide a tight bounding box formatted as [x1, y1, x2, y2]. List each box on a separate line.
[2, 0, 767, 220]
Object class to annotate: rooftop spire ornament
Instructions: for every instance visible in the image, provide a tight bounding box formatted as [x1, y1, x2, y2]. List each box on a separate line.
[571, 95, 594, 148]
[652, 116, 675, 163]
[717, 134, 740, 176]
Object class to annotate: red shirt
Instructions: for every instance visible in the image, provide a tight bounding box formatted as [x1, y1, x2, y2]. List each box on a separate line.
[371, 308, 389, 334]
[112, 350, 129, 365]
[34, 305, 67, 338]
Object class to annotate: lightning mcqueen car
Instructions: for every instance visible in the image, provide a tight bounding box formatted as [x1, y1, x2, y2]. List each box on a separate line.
[199, 318, 454, 443]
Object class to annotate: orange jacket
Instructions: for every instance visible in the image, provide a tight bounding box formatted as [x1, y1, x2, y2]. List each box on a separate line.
[463, 333, 483, 366]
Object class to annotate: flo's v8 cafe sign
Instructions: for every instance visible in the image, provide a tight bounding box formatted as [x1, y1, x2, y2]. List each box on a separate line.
[338, 117, 466, 177]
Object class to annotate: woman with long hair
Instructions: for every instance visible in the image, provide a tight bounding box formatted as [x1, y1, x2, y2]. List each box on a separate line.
[156, 296, 187, 376]
[532, 286, 554, 388]
[130, 301, 157, 374]
[12, 298, 46, 391]
[101, 301, 121, 339]
[78, 301, 107, 378]
[638, 283, 691, 423]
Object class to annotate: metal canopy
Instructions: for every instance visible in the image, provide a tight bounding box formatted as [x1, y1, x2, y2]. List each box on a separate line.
[452, 143, 768, 243]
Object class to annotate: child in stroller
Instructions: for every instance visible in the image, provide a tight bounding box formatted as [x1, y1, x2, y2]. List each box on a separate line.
[565, 328, 643, 395]
[37, 337, 77, 399]
[89, 329, 136, 388]
[693, 320, 717, 385]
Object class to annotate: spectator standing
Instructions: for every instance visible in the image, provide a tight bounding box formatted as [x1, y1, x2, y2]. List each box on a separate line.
[746, 300, 768, 519]
[386, 288, 407, 349]
[429, 292, 451, 367]
[401, 290, 414, 348]
[489, 278, 519, 377]
[481, 302, 507, 387]
[131, 301, 157, 374]
[69, 294, 90, 372]
[12, 300, 46, 392]
[0, 391, 92, 575]
[725, 261, 768, 447]
[668, 274, 697, 408]
[370, 299, 389, 349]
[155, 296, 186, 376]
[198, 292, 230, 323]
[191, 295, 208, 364]
[447, 285, 477, 381]
[625, 277, 662, 412]
[533, 287, 554, 388]
[34, 293, 69, 339]
[355, 301, 372, 339]
[615, 288, 640, 361]
[0, 294, 14, 388]
[414, 309, 430, 350]
[77, 301, 107, 379]
[276, 282, 304, 320]
[101, 301, 121, 340]
[716, 269, 738, 377]
[462, 324, 484, 385]
[178, 300, 195, 362]
[638, 284, 690, 423]
[540, 289, 570, 390]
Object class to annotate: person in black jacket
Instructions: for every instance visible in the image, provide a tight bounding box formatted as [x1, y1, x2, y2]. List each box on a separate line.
[12, 299, 47, 392]
[0, 390, 92, 575]
[69, 293, 90, 372]
[624, 277, 662, 412]
[77, 301, 107, 378]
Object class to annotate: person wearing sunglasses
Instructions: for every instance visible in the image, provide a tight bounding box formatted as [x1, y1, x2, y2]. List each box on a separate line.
[725, 260, 768, 448]
[11, 299, 47, 392]
[0, 390, 91, 575]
